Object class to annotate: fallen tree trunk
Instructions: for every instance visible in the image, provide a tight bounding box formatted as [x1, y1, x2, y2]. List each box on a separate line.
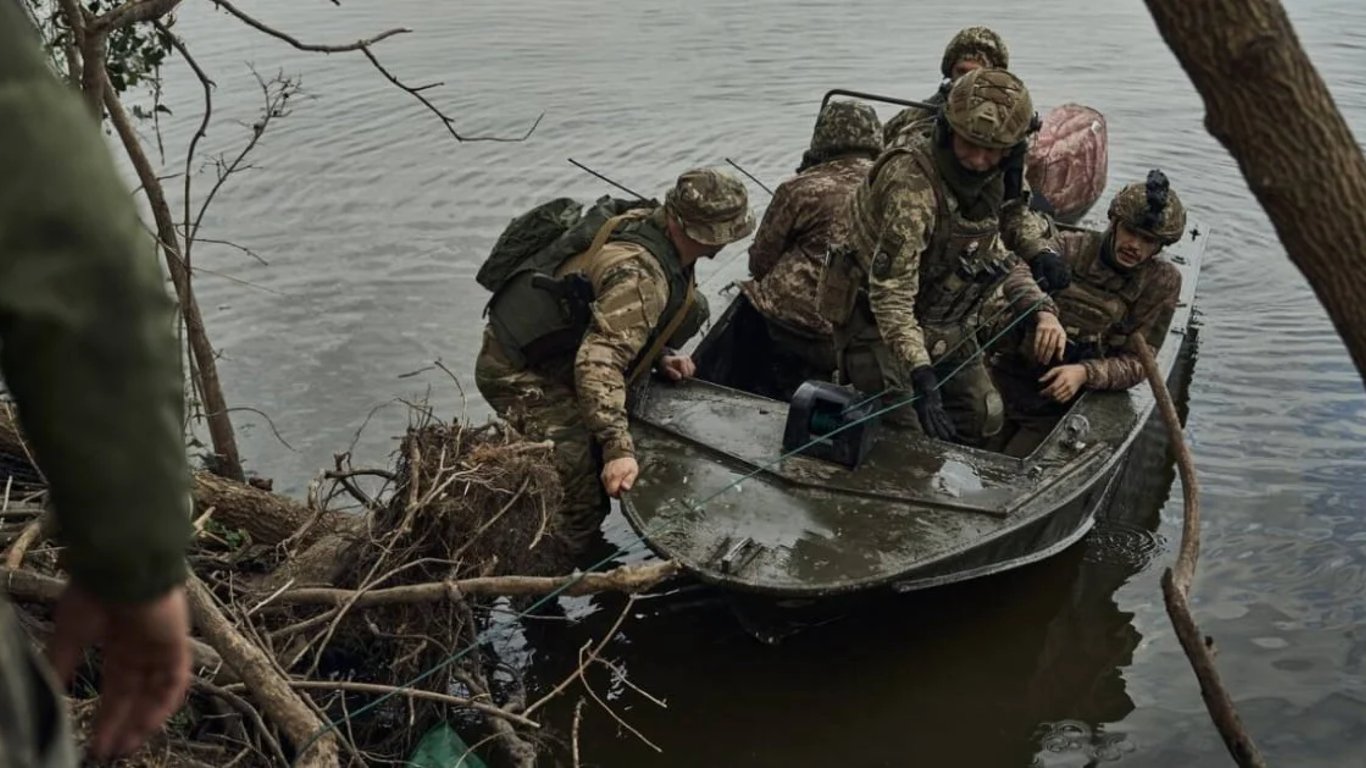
[193, 471, 327, 546]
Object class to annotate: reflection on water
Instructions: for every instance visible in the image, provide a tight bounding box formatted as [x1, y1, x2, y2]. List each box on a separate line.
[148, 0, 1366, 764]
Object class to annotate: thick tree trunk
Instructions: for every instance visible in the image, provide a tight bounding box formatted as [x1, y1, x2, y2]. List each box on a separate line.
[1143, 0, 1366, 382]
[192, 471, 331, 547]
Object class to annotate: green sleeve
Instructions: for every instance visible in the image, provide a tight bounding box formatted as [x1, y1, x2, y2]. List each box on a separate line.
[0, 6, 192, 603]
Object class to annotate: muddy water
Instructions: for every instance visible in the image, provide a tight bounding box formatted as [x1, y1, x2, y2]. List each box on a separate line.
[151, 0, 1366, 764]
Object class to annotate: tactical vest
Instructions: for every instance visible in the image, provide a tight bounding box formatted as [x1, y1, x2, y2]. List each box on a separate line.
[1052, 230, 1145, 354]
[851, 147, 1009, 329]
[487, 209, 692, 383]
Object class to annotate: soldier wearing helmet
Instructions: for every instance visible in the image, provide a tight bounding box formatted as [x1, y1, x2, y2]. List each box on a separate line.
[476, 168, 754, 553]
[740, 99, 883, 397]
[818, 68, 1059, 446]
[990, 170, 1187, 456]
[883, 26, 1009, 152]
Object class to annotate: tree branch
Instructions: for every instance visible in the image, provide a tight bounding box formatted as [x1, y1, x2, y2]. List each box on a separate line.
[91, 0, 185, 33]
[208, 0, 541, 142]
[269, 560, 680, 608]
[1136, 336, 1266, 767]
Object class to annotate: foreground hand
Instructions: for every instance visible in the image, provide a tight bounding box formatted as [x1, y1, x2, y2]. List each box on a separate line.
[1032, 311, 1068, 365]
[48, 585, 192, 759]
[601, 456, 640, 498]
[658, 354, 696, 382]
[909, 366, 960, 443]
[1039, 364, 1088, 403]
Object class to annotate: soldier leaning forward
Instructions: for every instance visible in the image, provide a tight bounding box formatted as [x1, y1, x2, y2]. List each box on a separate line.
[818, 68, 1066, 447]
[990, 171, 1186, 457]
[739, 98, 882, 397]
[475, 169, 753, 554]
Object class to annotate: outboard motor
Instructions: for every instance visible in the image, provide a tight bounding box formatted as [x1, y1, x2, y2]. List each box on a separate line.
[781, 380, 879, 469]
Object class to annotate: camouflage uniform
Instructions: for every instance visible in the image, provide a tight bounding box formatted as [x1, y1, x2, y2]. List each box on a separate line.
[476, 170, 753, 553]
[992, 172, 1186, 455]
[740, 100, 881, 389]
[1, 6, 192, 764]
[883, 26, 1009, 151]
[825, 69, 1054, 445]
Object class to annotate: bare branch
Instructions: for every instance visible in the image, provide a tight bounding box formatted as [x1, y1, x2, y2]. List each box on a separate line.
[1136, 336, 1266, 767]
[155, 21, 216, 270]
[357, 47, 545, 143]
[190, 237, 269, 266]
[208, 0, 408, 52]
[223, 679, 541, 730]
[208, 0, 541, 142]
[91, 0, 185, 33]
[218, 406, 297, 452]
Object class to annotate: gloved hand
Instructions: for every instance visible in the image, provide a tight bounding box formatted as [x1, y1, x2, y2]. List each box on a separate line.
[1002, 142, 1029, 202]
[1030, 248, 1072, 292]
[909, 366, 959, 442]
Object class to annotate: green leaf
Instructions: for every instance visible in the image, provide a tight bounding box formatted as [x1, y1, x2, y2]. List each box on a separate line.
[407, 724, 490, 768]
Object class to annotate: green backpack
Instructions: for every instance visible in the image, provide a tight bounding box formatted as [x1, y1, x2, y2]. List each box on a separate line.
[476, 195, 654, 294]
[479, 194, 657, 367]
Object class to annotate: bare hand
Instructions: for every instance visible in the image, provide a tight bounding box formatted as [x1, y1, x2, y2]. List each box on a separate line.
[1039, 364, 1088, 403]
[47, 584, 192, 759]
[601, 457, 640, 498]
[658, 354, 696, 382]
[1032, 311, 1068, 366]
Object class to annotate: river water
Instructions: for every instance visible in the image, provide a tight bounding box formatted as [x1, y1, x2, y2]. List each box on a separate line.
[147, 0, 1366, 764]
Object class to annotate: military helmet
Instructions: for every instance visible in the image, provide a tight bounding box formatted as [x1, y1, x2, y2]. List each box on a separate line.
[1108, 169, 1186, 245]
[664, 168, 755, 246]
[809, 99, 883, 158]
[942, 67, 1034, 150]
[941, 26, 1010, 78]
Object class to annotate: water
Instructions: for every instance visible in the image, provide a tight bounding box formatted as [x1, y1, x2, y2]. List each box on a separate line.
[143, 0, 1366, 764]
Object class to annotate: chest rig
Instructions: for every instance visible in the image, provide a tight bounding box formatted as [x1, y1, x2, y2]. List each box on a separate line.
[1053, 230, 1144, 353]
[905, 150, 1011, 327]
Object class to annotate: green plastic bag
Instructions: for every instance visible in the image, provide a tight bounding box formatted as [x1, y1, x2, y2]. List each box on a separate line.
[407, 723, 489, 768]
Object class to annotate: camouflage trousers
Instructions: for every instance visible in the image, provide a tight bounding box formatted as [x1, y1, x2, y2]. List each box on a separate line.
[989, 355, 1072, 457]
[474, 328, 607, 554]
[0, 602, 75, 768]
[837, 322, 1005, 446]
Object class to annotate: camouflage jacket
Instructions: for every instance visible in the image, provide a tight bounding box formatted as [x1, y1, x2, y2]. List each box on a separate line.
[1, 4, 191, 605]
[574, 241, 697, 463]
[741, 156, 871, 336]
[849, 150, 1055, 371]
[1055, 230, 1182, 390]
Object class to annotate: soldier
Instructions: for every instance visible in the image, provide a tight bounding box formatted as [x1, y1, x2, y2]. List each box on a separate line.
[740, 99, 882, 396]
[2, 3, 193, 764]
[476, 169, 753, 553]
[991, 171, 1186, 456]
[819, 68, 1064, 447]
[883, 26, 1010, 151]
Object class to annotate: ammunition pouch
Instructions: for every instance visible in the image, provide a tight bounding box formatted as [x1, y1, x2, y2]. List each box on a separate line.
[486, 271, 595, 369]
[817, 245, 863, 326]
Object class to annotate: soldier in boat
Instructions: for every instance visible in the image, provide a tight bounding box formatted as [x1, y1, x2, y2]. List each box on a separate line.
[818, 68, 1067, 448]
[883, 26, 1011, 151]
[738, 99, 883, 398]
[475, 169, 754, 554]
[990, 170, 1187, 457]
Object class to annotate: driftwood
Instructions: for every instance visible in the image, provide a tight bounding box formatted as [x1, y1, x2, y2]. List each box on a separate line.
[193, 471, 330, 547]
[1136, 336, 1267, 767]
[186, 575, 340, 767]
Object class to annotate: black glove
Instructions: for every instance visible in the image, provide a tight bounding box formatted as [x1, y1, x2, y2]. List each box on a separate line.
[1002, 142, 1028, 202]
[1030, 248, 1072, 292]
[909, 366, 959, 443]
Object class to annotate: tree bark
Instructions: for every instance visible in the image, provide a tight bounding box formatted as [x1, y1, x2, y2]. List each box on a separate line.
[192, 471, 331, 547]
[1143, 0, 1366, 382]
